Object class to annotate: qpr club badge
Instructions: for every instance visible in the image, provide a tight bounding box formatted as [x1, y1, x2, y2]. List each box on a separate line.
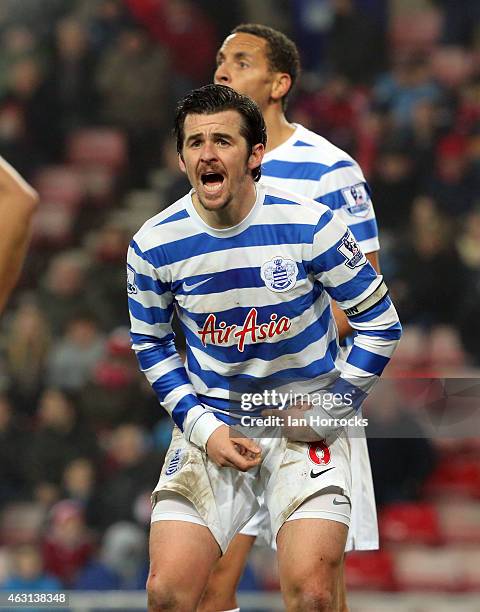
[341, 183, 370, 217]
[165, 448, 184, 476]
[261, 256, 298, 292]
[337, 230, 366, 269]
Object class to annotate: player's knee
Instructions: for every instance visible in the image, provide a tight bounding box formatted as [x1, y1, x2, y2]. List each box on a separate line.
[198, 577, 237, 612]
[286, 581, 336, 612]
[297, 587, 335, 612]
[146, 574, 193, 611]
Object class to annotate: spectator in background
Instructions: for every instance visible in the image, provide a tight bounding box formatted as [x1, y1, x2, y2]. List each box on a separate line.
[60, 457, 100, 532]
[79, 0, 133, 55]
[78, 327, 151, 430]
[95, 25, 170, 186]
[94, 424, 164, 530]
[405, 98, 443, 182]
[42, 500, 95, 587]
[75, 521, 148, 590]
[424, 133, 476, 218]
[373, 54, 441, 129]
[456, 208, 480, 364]
[435, 0, 480, 47]
[366, 380, 437, 507]
[5, 297, 51, 414]
[28, 388, 99, 506]
[457, 209, 480, 273]
[1, 544, 61, 592]
[291, 75, 361, 152]
[369, 139, 418, 234]
[37, 251, 93, 336]
[455, 80, 480, 135]
[0, 395, 30, 509]
[0, 0, 69, 39]
[394, 197, 468, 327]
[353, 106, 389, 179]
[0, 26, 39, 100]
[290, 0, 333, 73]
[85, 221, 132, 330]
[152, 137, 191, 208]
[39, 17, 99, 152]
[125, 0, 217, 92]
[327, 0, 386, 84]
[46, 312, 106, 391]
[1, 57, 60, 163]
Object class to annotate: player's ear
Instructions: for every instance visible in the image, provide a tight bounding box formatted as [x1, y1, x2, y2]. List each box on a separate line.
[178, 153, 187, 174]
[248, 143, 264, 173]
[270, 73, 291, 104]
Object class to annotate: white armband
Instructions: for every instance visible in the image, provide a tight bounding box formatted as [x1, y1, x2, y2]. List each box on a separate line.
[344, 280, 388, 318]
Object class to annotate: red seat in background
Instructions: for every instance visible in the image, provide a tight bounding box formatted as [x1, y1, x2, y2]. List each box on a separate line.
[66, 127, 127, 172]
[65, 128, 128, 207]
[31, 165, 84, 247]
[437, 499, 480, 544]
[379, 502, 443, 546]
[345, 550, 397, 591]
[424, 457, 480, 499]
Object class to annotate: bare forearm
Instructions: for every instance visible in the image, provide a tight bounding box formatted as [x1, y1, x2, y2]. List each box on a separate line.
[0, 157, 39, 313]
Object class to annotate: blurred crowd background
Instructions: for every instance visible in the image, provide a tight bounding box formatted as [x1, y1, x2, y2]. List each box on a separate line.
[0, 0, 480, 602]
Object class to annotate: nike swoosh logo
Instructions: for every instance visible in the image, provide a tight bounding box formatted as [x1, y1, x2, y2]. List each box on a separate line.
[333, 497, 350, 506]
[310, 467, 335, 479]
[182, 277, 213, 292]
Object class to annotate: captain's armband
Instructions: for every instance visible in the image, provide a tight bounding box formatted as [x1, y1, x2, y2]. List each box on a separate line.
[344, 280, 389, 318]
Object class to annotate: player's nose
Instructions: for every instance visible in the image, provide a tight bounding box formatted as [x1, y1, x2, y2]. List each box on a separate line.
[214, 64, 230, 85]
[200, 141, 217, 161]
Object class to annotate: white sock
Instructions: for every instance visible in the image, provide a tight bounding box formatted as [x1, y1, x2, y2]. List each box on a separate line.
[220, 609, 240, 612]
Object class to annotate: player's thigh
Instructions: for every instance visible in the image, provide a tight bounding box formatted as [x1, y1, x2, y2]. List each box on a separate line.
[336, 558, 349, 612]
[198, 533, 256, 612]
[148, 520, 221, 602]
[277, 517, 348, 600]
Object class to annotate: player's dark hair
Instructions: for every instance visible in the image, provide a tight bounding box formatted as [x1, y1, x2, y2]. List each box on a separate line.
[231, 23, 301, 110]
[174, 84, 267, 181]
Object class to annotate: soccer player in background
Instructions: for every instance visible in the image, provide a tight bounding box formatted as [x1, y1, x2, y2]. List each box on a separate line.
[127, 84, 401, 611]
[198, 24, 383, 612]
[0, 156, 38, 314]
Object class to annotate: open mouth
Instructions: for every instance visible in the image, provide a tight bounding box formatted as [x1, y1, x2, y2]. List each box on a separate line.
[201, 172, 225, 193]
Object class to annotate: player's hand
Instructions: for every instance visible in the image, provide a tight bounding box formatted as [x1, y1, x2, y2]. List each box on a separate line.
[205, 425, 262, 472]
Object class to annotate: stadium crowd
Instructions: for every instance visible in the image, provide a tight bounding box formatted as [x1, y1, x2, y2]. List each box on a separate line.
[0, 0, 479, 595]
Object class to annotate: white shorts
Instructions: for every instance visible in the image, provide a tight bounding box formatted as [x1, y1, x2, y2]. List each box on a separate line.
[238, 415, 379, 552]
[151, 427, 351, 553]
[345, 420, 379, 551]
[152, 489, 350, 529]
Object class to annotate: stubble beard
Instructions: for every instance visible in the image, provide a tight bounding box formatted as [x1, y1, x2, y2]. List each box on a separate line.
[196, 190, 233, 212]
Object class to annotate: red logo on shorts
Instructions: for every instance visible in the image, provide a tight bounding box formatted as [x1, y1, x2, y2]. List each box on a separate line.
[308, 441, 331, 466]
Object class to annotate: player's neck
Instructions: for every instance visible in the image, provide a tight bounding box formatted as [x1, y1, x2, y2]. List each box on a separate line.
[192, 182, 257, 230]
[263, 106, 296, 153]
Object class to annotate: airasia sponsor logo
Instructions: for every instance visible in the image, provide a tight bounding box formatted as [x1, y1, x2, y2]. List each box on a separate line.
[197, 307, 291, 352]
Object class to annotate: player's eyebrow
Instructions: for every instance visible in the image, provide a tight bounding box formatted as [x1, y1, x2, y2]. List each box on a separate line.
[185, 132, 203, 145]
[185, 131, 233, 145]
[216, 50, 253, 63]
[212, 132, 233, 141]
